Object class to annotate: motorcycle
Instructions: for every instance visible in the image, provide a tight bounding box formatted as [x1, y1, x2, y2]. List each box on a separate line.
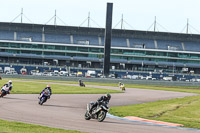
[0, 85, 9, 98]
[119, 84, 126, 91]
[79, 82, 85, 87]
[85, 101, 109, 122]
[38, 90, 51, 105]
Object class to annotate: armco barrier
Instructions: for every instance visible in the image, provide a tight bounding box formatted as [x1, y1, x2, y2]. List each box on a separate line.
[2, 74, 200, 87]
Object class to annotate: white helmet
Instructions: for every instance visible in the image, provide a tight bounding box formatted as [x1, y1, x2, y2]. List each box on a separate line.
[8, 80, 12, 83]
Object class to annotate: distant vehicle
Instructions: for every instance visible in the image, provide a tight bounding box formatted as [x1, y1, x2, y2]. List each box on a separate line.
[5, 72, 11, 75]
[163, 76, 172, 81]
[146, 76, 152, 80]
[30, 70, 42, 76]
[53, 70, 59, 76]
[190, 78, 200, 82]
[59, 71, 68, 76]
[126, 75, 132, 79]
[77, 71, 83, 77]
[20, 68, 27, 74]
[132, 75, 139, 80]
[97, 73, 103, 78]
[42, 72, 49, 76]
[86, 70, 96, 78]
[0, 67, 3, 73]
[179, 78, 186, 81]
[12, 71, 18, 75]
[5, 71, 18, 75]
[108, 74, 115, 78]
[69, 73, 77, 77]
[4, 67, 16, 74]
[22, 72, 27, 75]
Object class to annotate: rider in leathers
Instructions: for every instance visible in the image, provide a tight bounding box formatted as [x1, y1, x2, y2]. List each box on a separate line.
[1, 80, 13, 94]
[40, 85, 52, 99]
[89, 93, 111, 114]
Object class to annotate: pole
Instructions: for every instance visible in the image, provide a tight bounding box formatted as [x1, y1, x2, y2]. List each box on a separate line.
[186, 18, 189, 34]
[88, 12, 90, 27]
[103, 3, 113, 77]
[21, 8, 23, 23]
[54, 10, 56, 26]
[121, 14, 123, 29]
[154, 16, 156, 32]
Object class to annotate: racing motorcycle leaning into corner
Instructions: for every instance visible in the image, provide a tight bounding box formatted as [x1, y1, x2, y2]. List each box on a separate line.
[119, 82, 125, 91]
[38, 85, 52, 105]
[78, 79, 85, 87]
[0, 80, 13, 98]
[0, 85, 9, 98]
[85, 93, 111, 122]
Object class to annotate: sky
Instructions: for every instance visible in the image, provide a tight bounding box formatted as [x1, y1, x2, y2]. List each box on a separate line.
[1, 0, 200, 34]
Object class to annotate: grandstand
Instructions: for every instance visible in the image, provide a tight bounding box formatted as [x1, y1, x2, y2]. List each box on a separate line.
[0, 22, 200, 74]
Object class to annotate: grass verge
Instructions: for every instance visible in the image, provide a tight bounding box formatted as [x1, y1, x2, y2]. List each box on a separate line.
[0, 119, 85, 133]
[3, 78, 200, 94]
[0, 80, 122, 94]
[110, 95, 200, 129]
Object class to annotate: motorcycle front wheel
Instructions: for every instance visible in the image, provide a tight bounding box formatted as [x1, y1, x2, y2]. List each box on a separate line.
[0, 91, 6, 98]
[39, 97, 46, 105]
[85, 111, 91, 120]
[97, 110, 106, 122]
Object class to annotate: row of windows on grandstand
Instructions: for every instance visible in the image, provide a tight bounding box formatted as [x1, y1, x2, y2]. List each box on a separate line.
[1, 47, 200, 62]
[1, 49, 200, 64]
[0, 43, 200, 58]
[0, 42, 199, 57]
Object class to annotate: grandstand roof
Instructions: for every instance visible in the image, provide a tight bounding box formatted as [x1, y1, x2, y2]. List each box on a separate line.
[0, 22, 200, 42]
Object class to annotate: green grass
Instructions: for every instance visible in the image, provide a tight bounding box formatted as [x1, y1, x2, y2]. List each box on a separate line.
[0, 80, 122, 94]
[0, 119, 85, 133]
[110, 95, 200, 129]
[3, 78, 200, 94]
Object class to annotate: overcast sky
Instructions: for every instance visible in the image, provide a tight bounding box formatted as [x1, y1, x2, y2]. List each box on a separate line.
[1, 0, 200, 34]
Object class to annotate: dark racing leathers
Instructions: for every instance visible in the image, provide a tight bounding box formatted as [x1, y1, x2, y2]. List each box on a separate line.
[40, 87, 52, 99]
[89, 96, 110, 114]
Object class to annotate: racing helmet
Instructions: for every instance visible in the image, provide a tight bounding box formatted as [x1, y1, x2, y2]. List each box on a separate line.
[47, 84, 51, 88]
[8, 80, 12, 84]
[105, 93, 111, 100]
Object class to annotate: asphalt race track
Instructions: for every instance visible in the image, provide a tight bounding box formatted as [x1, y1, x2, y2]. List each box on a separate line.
[0, 82, 199, 133]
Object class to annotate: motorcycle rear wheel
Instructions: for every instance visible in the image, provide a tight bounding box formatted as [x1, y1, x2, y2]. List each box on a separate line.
[97, 110, 106, 122]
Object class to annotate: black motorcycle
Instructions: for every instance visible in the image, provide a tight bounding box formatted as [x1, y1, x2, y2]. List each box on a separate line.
[79, 82, 85, 87]
[85, 101, 109, 122]
[38, 90, 51, 105]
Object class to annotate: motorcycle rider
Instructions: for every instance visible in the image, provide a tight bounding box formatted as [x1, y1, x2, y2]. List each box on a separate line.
[1, 80, 13, 94]
[118, 82, 123, 86]
[89, 93, 111, 115]
[40, 85, 52, 99]
[78, 79, 84, 86]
